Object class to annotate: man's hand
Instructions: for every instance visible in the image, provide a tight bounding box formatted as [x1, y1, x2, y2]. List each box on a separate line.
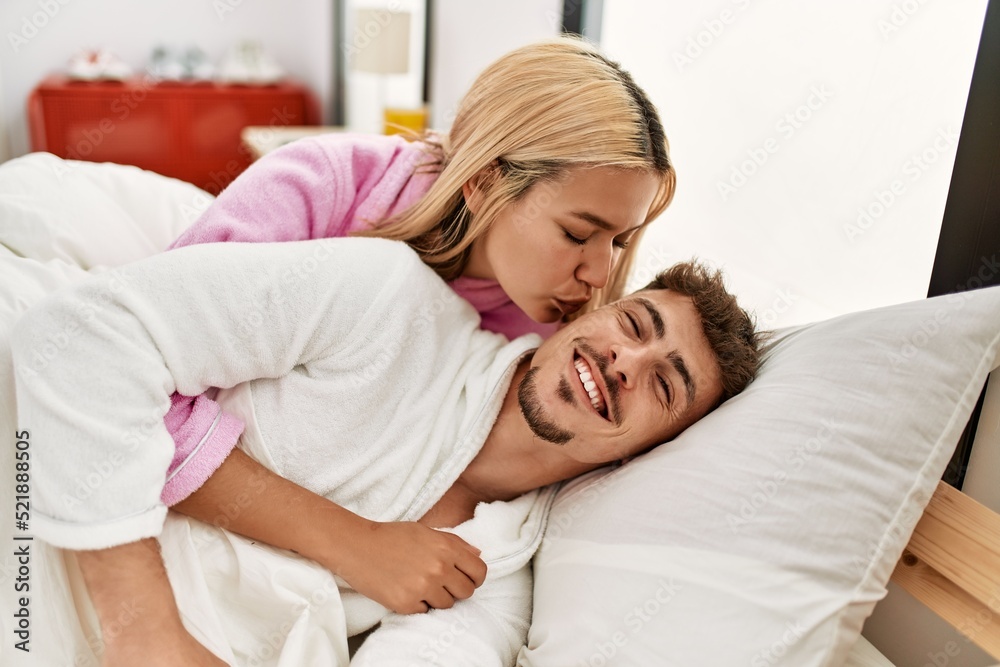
[337, 521, 488, 614]
[75, 538, 230, 667]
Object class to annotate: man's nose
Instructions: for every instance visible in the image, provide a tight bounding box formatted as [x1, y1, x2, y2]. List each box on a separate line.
[609, 341, 652, 389]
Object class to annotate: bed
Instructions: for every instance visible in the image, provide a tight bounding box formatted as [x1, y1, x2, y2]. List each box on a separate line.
[890, 480, 1000, 660]
[1, 152, 998, 666]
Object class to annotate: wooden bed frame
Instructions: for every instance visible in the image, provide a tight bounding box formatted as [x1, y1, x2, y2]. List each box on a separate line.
[892, 481, 1000, 660]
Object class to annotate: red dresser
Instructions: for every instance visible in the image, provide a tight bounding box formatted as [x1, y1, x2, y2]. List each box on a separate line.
[28, 75, 320, 194]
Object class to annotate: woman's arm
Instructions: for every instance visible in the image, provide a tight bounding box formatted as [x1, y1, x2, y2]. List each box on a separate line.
[174, 448, 488, 614]
[169, 134, 417, 248]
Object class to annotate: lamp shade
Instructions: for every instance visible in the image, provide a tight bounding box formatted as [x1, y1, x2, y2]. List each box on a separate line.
[351, 9, 411, 75]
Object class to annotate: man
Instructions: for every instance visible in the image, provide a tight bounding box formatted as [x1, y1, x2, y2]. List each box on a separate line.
[12, 237, 759, 666]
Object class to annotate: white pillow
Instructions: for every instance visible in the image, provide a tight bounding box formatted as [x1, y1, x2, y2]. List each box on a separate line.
[519, 286, 1000, 666]
[0, 153, 210, 269]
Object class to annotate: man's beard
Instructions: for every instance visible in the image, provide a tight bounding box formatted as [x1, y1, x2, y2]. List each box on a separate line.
[517, 367, 575, 445]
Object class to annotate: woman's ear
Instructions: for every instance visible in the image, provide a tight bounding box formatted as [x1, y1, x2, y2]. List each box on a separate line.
[461, 162, 499, 215]
[461, 177, 482, 215]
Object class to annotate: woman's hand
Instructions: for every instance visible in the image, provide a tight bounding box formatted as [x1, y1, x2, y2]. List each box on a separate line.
[336, 521, 488, 614]
[175, 449, 487, 613]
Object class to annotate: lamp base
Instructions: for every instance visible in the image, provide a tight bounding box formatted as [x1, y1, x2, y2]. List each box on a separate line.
[383, 105, 428, 137]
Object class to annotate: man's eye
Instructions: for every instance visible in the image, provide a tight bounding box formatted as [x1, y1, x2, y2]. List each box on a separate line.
[564, 231, 587, 245]
[659, 377, 672, 404]
[627, 313, 640, 337]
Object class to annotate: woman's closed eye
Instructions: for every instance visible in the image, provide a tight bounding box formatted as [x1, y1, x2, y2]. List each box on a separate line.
[564, 229, 630, 250]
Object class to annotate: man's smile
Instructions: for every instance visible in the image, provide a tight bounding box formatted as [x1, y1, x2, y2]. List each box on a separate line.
[573, 352, 610, 421]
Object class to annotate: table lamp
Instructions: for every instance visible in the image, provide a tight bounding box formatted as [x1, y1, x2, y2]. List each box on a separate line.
[351, 8, 426, 136]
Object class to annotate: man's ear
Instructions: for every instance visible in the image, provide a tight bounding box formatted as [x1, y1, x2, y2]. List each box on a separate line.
[461, 162, 499, 215]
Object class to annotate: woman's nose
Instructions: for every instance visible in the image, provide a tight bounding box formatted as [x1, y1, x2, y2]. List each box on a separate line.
[576, 246, 613, 289]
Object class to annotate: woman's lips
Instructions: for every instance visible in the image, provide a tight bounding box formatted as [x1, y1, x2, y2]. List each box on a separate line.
[555, 298, 585, 316]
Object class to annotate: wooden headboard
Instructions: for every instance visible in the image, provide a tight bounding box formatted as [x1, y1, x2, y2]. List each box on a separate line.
[891, 481, 1000, 659]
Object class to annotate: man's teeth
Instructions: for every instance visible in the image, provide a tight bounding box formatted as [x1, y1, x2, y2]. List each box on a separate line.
[574, 358, 606, 416]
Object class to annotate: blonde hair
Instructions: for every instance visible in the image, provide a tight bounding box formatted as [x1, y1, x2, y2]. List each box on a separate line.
[358, 36, 676, 317]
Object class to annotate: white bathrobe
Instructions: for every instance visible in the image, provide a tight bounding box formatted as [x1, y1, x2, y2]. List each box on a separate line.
[11, 237, 555, 666]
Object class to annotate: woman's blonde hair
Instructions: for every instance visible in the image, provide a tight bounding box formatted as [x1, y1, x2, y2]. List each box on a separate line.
[359, 36, 676, 317]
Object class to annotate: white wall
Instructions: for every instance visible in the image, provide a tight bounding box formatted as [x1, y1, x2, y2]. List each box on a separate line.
[602, 0, 987, 330]
[429, 0, 562, 131]
[0, 0, 334, 158]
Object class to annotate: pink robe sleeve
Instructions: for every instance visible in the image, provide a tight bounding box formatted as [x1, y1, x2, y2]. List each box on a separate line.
[170, 132, 426, 247]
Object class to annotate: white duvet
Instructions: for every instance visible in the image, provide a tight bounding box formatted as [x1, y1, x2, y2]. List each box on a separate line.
[0, 154, 358, 666]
